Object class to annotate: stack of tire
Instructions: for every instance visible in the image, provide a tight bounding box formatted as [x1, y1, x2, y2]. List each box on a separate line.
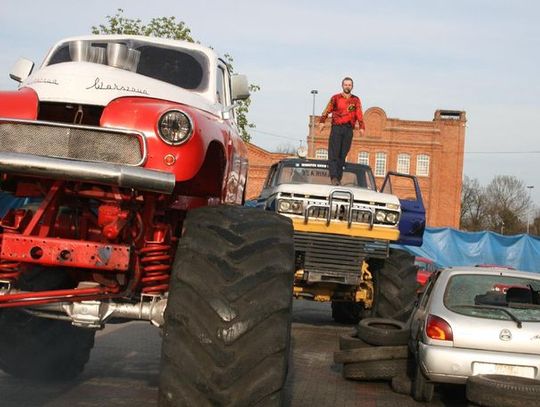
[334, 318, 411, 383]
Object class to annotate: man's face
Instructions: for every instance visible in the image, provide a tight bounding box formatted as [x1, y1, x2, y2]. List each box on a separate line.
[342, 80, 353, 94]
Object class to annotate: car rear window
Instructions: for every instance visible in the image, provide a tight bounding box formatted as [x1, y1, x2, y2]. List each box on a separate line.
[444, 274, 540, 322]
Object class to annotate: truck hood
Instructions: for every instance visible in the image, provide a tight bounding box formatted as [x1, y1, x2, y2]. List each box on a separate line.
[271, 183, 400, 206]
[22, 62, 218, 115]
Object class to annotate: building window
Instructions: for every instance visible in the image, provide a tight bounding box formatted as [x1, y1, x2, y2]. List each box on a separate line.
[357, 151, 369, 166]
[416, 154, 430, 176]
[315, 149, 328, 160]
[397, 153, 410, 174]
[374, 152, 387, 177]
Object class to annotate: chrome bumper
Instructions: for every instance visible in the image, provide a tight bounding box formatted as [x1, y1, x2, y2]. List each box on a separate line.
[0, 152, 175, 194]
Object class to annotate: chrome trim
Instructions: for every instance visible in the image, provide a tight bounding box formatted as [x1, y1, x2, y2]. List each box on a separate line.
[0, 117, 148, 166]
[0, 152, 175, 194]
[328, 189, 354, 227]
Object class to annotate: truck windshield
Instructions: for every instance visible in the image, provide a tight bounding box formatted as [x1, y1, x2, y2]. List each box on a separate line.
[276, 162, 375, 190]
[46, 39, 209, 91]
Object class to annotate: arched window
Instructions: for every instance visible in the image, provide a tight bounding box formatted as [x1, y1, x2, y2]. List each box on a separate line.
[357, 151, 369, 166]
[416, 154, 430, 176]
[374, 152, 387, 177]
[315, 149, 328, 160]
[397, 153, 410, 174]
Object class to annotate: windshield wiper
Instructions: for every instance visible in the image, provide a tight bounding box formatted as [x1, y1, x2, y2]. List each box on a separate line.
[453, 304, 523, 328]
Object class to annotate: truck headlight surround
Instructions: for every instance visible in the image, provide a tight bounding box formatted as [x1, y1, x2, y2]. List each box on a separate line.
[158, 110, 193, 145]
[278, 200, 291, 212]
[386, 212, 398, 224]
[290, 200, 304, 214]
[375, 210, 386, 222]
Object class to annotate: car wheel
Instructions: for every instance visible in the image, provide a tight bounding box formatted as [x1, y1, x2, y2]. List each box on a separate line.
[158, 206, 295, 406]
[412, 363, 434, 402]
[466, 374, 540, 407]
[355, 318, 410, 346]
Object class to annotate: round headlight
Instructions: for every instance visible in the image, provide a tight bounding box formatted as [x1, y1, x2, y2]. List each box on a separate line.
[291, 201, 303, 213]
[386, 212, 398, 223]
[158, 110, 193, 145]
[375, 211, 386, 222]
[278, 200, 291, 212]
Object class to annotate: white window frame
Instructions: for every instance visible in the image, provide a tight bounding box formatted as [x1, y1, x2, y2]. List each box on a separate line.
[357, 151, 369, 166]
[315, 149, 328, 160]
[397, 153, 410, 174]
[374, 152, 387, 177]
[416, 154, 430, 177]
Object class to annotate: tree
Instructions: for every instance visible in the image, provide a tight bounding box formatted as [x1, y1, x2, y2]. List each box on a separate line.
[91, 9, 257, 142]
[460, 176, 489, 231]
[460, 175, 535, 235]
[484, 175, 532, 235]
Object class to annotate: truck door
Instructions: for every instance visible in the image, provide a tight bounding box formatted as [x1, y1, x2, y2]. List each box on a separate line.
[381, 172, 425, 246]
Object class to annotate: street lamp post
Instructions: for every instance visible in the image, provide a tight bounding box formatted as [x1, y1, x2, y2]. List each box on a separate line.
[310, 90, 318, 158]
[527, 185, 534, 234]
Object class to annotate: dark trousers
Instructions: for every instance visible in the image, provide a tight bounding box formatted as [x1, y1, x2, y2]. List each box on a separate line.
[328, 124, 353, 180]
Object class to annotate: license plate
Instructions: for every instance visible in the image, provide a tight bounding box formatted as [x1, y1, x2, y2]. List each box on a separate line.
[473, 362, 535, 378]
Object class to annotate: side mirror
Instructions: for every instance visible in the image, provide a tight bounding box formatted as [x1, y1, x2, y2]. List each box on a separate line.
[231, 74, 250, 101]
[9, 58, 34, 83]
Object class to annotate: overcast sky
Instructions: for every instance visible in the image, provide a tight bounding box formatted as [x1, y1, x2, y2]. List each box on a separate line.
[1, 0, 539, 202]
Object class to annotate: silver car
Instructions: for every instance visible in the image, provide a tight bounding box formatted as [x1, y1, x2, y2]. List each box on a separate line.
[409, 266, 540, 402]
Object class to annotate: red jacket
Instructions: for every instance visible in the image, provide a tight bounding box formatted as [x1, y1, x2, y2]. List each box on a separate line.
[319, 93, 365, 129]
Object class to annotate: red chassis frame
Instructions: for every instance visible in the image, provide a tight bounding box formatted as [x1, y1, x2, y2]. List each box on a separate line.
[0, 88, 249, 309]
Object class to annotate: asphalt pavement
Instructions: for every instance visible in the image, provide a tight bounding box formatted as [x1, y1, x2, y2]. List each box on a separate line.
[0, 300, 470, 406]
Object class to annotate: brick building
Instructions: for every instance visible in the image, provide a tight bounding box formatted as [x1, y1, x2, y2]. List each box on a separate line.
[246, 107, 466, 228]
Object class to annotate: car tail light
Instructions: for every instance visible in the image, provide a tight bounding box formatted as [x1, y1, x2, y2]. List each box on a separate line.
[426, 314, 453, 341]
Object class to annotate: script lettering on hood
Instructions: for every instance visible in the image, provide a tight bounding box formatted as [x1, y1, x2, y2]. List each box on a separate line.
[86, 77, 149, 95]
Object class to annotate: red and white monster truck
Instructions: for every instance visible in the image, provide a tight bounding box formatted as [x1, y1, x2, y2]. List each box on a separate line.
[0, 35, 294, 406]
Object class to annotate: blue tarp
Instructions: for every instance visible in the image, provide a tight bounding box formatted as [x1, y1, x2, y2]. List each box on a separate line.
[397, 227, 540, 273]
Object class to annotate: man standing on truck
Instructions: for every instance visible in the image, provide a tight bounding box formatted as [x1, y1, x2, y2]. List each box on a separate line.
[318, 77, 365, 185]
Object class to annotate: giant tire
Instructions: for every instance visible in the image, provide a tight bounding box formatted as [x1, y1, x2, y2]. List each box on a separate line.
[159, 206, 295, 407]
[367, 248, 418, 321]
[0, 268, 95, 380]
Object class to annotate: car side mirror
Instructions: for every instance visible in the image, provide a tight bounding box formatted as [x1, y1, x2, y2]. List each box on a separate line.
[9, 58, 34, 83]
[231, 74, 250, 101]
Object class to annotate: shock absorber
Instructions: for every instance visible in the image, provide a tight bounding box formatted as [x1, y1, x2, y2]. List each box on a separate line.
[139, 243, 171, 294]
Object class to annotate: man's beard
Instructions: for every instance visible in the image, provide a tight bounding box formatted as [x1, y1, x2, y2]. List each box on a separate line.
[343, 88, 351, 94]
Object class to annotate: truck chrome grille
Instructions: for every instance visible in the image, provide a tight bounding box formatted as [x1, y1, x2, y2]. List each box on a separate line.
[306, 204, 372, 223]
[294, 231, 389, 276]
[0, 120, 144, 166]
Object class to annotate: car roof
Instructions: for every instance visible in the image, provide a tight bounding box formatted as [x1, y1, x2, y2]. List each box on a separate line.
[56, 34, 217, 59]
[439, 266, 540, 280]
